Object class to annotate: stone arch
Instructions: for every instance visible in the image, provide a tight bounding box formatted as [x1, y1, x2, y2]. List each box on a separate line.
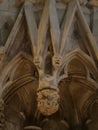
[67, 58, 87, 77]
[57, 49, 98, 82]
[1, 52, 38, 85]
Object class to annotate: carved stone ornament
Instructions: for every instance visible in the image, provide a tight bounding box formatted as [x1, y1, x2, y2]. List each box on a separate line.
[0, 0, 98, 129]
[37, 88, 59, 116]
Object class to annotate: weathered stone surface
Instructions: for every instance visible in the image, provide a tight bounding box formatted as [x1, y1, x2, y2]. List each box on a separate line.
[0, 0, 98, 130]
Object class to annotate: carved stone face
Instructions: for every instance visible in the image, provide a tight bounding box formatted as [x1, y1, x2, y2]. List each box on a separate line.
[37, 89, 60, 116]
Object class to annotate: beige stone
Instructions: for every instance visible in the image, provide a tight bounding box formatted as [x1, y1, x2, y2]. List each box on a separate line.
[0, 0, 98, 130]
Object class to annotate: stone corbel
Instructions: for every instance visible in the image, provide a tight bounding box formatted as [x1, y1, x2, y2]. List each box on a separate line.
[52, 55, 62, 70]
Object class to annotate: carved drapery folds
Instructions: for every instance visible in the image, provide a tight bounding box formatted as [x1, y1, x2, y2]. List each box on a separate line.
[0, 0, 98, 129]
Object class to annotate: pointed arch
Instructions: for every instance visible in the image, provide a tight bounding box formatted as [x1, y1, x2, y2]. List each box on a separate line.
[1, 52, 37, 85]
[57, 49, 98, 79]
[1, 52, 38, 104]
